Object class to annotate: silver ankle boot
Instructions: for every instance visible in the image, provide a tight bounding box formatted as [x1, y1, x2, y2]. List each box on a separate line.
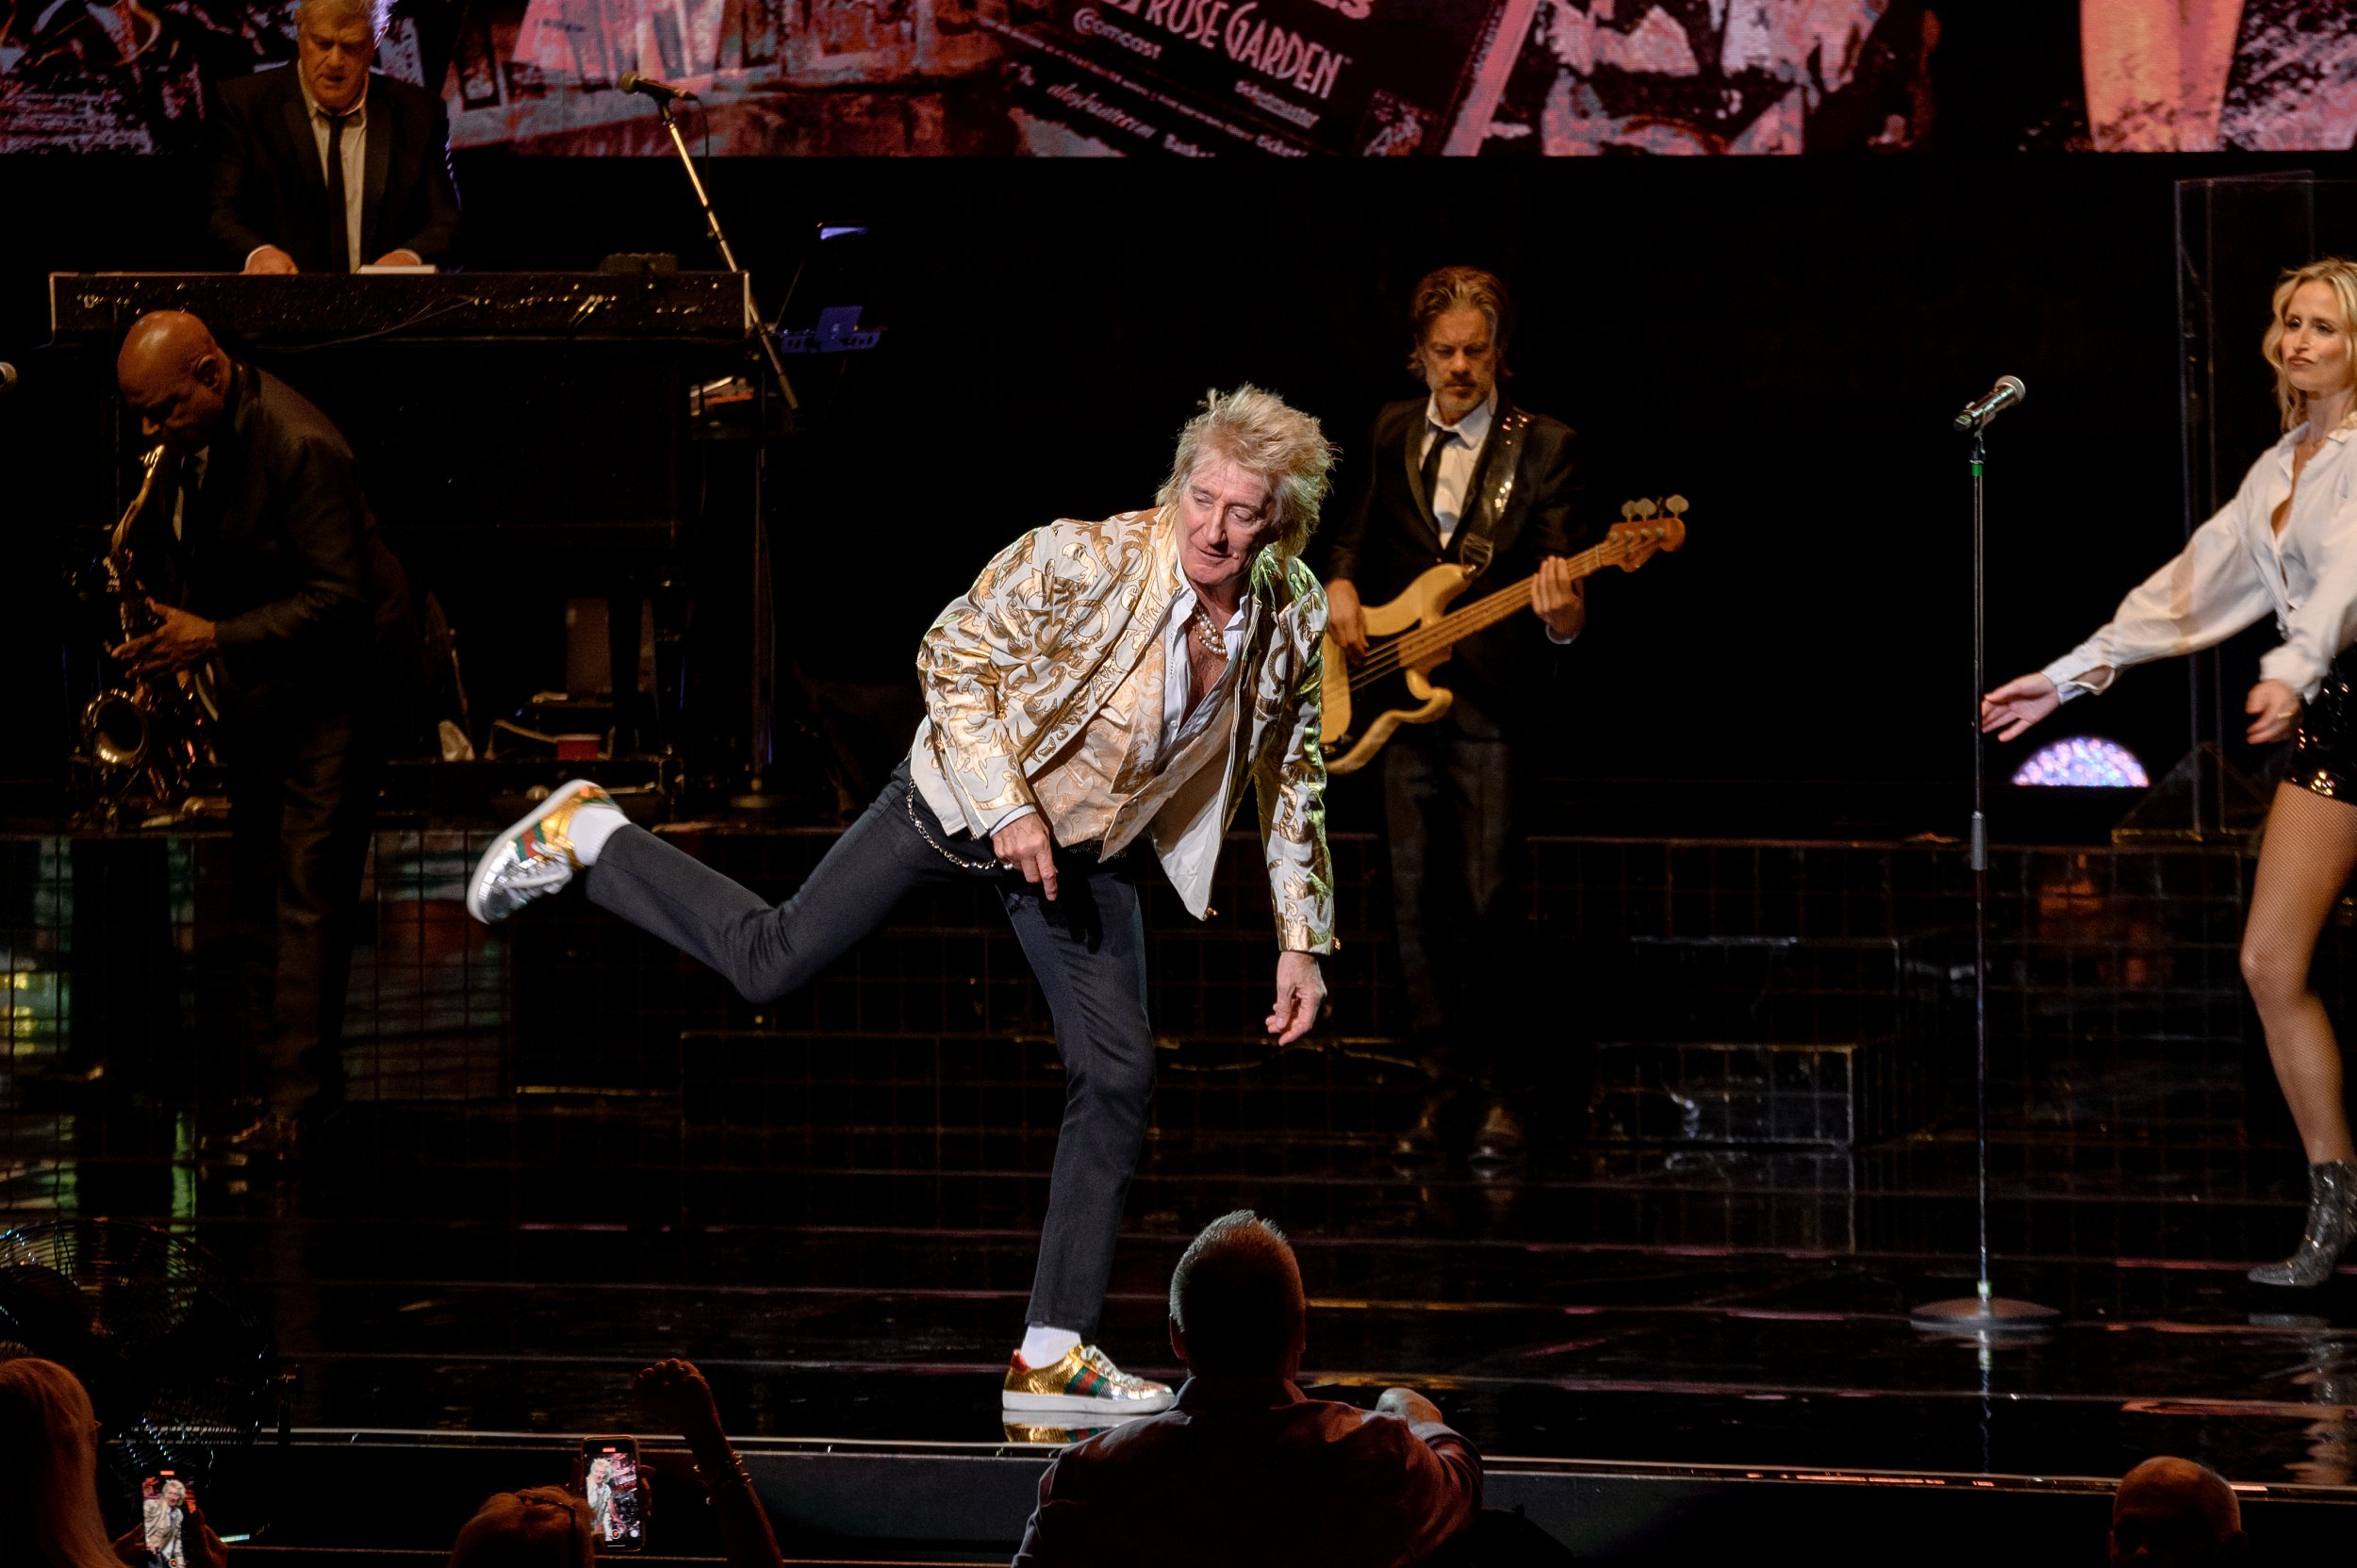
[2248, 1160, 2357, 1287]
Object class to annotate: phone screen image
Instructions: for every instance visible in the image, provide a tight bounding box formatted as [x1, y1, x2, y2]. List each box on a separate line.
[581, 1439, 643, 1551]
[138, 1472, 195, 1568]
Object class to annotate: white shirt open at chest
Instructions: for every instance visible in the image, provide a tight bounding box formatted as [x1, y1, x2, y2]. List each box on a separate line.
[2045, 413, 2357, 703]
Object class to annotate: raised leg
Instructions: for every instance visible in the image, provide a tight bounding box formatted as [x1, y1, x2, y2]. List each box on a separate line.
[585, 766, 981, 1003]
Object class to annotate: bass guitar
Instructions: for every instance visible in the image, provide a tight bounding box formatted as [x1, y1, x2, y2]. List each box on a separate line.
[1320, 497, 1687, 775]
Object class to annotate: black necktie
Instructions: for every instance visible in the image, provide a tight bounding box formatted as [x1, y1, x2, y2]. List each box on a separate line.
[173, 462, 197, 541]
[324, 107, 354, 272]
[1419, 425, 1453, 519]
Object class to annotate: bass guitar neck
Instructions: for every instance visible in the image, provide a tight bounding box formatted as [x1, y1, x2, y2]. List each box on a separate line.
[1319, 499, 1688, 775]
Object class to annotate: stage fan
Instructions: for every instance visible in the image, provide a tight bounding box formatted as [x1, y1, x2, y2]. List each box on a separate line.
[0, 1218, 277, 1499]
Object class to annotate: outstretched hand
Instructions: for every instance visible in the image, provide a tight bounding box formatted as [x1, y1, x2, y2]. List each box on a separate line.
[1980, 672, 2060, 742]
[2246, 680, 2302, 746]
[1267, 950, 1326, 1045]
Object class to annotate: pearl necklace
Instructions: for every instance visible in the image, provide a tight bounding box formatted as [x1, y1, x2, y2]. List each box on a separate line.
[1191, 602, 1228, 659]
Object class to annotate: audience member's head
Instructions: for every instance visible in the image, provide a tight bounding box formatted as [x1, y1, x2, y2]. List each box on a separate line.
[1167, 1211, 1307, 1379]
[2110, 1457, 2246, 1568]
[447, 1487, 597, 1568]
[0, 1357, 121, 1568]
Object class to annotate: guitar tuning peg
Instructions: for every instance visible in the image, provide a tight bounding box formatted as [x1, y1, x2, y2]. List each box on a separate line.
[1634, 499, 1658, 519]
[1621, 500, 1640, 520]
[1665, 495, 1689, 516]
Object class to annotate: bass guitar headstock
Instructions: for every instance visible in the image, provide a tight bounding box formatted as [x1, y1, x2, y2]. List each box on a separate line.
[1608, 495, 1688, 569]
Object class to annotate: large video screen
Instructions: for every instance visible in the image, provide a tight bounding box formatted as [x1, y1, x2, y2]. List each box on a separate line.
[4, 0, 2352, 156]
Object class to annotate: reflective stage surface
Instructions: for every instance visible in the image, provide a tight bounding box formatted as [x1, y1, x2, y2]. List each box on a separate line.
[9, 1097, 2357, 1482]
[4, 823, 2355, 1555]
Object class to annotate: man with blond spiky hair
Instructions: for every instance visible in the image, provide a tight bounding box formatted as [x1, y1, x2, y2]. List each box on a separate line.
[204, 0, 460, 273]
[470, 387, 1340, 1416]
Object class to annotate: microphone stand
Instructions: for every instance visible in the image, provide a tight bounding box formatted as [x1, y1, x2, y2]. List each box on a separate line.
[651, 95, 796, 413]
[643, 92, 837, 811]
[1913, 418, 2058, 1338]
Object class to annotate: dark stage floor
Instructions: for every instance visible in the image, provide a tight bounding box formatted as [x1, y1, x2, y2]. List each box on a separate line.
[6, 818, 2356, 1557]
[9, 1110, 2357, 1476]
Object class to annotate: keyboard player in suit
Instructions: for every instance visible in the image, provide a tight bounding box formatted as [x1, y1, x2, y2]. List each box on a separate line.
[205, 0, 460, 275]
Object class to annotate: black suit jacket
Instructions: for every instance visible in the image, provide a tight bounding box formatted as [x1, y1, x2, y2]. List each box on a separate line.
[205, 66, 461, 272]
[1323, 394, 1587, 734]
[137, 362, 415, 725]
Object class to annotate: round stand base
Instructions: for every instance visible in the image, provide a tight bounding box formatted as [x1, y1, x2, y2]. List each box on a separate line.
[1911, 1296, 2061, 1332]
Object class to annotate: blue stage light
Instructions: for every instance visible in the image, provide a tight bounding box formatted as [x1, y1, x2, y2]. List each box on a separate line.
[2010, 736, 2149, 788]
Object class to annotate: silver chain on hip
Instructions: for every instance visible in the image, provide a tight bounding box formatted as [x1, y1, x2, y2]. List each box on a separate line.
[905, 782, 1004, 872]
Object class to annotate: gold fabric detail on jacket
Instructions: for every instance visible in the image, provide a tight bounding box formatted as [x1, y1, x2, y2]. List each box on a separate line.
[909, 507, 1333, 952]
[1030, 613, 1242, 858]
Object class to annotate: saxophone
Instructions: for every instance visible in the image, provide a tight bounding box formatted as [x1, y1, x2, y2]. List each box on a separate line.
[80, 446, 222, 822]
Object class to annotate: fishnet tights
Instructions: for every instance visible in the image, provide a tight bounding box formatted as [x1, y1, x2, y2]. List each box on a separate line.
[2241, 784, 2357, 1164]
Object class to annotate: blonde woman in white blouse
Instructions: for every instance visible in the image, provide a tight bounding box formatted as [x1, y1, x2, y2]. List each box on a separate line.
[1984, 257, 2357, 1289]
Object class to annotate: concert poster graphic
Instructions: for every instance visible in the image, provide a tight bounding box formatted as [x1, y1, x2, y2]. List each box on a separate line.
[981, 0, 1513, 157]
[3, 0, 2353, 156]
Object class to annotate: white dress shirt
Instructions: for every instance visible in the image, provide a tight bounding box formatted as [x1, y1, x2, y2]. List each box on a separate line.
[1415, 389, 1578, 647]
[1132, 582, 1252, 900]
[1418, 390, 1495, 547]
[2045, 412, 2357, 705]
[1161, 580, 1246, 751]
[247, 75, 369, 272]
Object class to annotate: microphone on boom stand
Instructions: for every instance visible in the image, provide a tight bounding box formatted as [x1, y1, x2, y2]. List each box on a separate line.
[617, 71, 699, 103]
[613, 61, 826, 811]
[1914, 370, 2058, 1335]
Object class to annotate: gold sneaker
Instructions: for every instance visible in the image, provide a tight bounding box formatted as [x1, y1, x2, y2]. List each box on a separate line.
[466, 779, 618, 923]
[999, 1344, 1176, 1415]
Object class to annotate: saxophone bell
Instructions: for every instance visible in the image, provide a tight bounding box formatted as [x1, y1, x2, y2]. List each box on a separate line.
[81, 685, 155, 772]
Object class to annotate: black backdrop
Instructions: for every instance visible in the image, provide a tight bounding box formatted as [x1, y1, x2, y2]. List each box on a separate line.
[7, 147, 2354, 828]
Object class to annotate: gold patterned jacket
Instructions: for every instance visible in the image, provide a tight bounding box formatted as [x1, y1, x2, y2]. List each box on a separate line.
[908, 507, 1333, 954]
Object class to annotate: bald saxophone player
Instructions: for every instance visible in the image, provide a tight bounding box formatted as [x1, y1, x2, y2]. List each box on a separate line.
[114, 311, 419, 1164]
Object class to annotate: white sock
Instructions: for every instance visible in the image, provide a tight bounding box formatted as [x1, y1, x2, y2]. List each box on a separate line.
[567, 801, 630, 866]
[1020, 1326, 1081, 1367]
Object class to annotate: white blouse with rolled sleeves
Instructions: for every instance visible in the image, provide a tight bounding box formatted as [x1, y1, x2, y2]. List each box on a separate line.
[2042, 415, 2357, 705]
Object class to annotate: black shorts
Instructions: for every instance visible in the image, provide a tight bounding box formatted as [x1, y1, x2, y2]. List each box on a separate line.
[2286, 652, 2357, 801]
